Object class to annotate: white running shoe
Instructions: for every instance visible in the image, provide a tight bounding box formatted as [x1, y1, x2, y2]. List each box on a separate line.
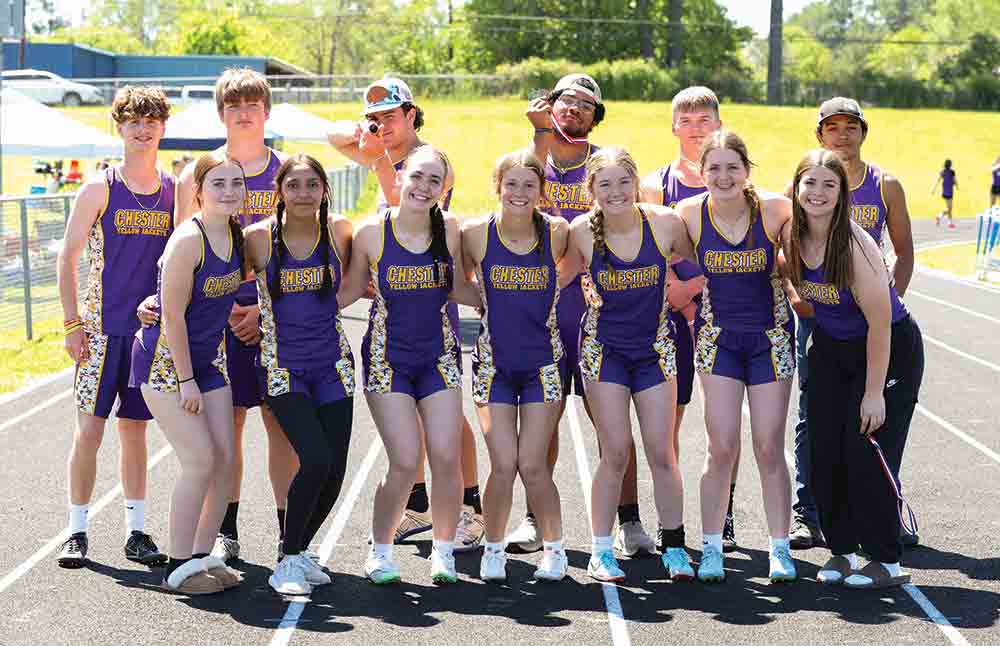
[479, 548, 507, 582]
[534, 549, 568, 582]
[505, 515, 542, 553]
[269, 555, 312, 595]
[293, 553, 331, 586]
[455, 507, 485, 554]
[364, 551, 401, 585]
[430, 548, 458, 584]
[614, 520, 656, 557]
[588, 550, 626, 582]
[210, 534, 240, 563]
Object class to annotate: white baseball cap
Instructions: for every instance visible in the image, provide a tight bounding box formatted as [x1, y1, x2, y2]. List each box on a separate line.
[553, 74, 603, 104]
[363, 77, 415, 115]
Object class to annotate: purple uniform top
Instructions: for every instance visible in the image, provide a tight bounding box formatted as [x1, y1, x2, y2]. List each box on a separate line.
[993, 166, 1000, 188]
[695, 196, 790, 333]
[542, 144, 598, 223]
[581, 209, 672, 358]
[257, 224, 353, 379]
[83, 167, 174, 337]
[659, 162, 705, 281]
[940, 168, 956, 198]
[365, 211, 458, 369]
[235, 148, 281, 304]
[850, 164, 889, 246]
[800, 259, 908, 340]
[475, 215, 562, 373]
[134, 218, 242, 386]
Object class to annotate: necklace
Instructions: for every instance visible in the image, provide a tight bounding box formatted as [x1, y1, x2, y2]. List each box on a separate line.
[118, 168, 163, 211]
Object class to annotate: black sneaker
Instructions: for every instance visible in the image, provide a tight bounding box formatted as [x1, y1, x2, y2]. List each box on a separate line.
[790, 516, 826, 550]
[900, 527, 920, 548]
[722, 514, 738, 552]
[124, 531, 167, 565]
[57, 532, 88, 568]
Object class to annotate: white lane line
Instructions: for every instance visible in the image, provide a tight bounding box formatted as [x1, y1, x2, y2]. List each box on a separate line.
[0, 368, 73, 407]
[907, 289, 1000, 326]
[915, 265, 1000, 295]
[0, 389, 73, 435]
[566, 397, 632, 646]
[269, 434, 383, 646]
[916, 405, 1000, 466]
[0, 443, 173, 594]
[903, 584, 972, 646]
[923, 334, 1000, 373]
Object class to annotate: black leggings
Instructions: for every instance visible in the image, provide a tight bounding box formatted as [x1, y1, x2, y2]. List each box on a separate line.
[266, 393, 354, 555]
[807, 316, 924, 564]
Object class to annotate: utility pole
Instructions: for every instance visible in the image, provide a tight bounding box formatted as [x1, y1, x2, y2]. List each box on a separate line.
[767, 0, 783, 105]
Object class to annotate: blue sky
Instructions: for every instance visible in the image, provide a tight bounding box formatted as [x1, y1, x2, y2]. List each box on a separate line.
[720, 0, 815, 37]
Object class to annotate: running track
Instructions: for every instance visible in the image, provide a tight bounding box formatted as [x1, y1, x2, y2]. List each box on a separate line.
[1, 219, 997, 646]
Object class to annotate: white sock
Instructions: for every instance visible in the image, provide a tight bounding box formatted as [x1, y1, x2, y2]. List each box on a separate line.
[769, 536, 790, 553]
[703, 533, 723, 554]
[371, 543, 393, 560]
[843, 553, 860, 569]
[124, 499, 144, 535]
[543, 540, 564, 553]
[881, 562, 902, 577]
[69, 504, 89, 534]
[432, 538, 454, 557]
[485, 541, 504, 553]
[591, 535, 613, 555]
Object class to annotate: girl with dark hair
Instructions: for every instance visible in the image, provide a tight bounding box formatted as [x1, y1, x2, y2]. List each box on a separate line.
[932, 159, 958, 228]
[130, 153, 247, 595]
[674, 129, 797, 584]
[462, 149, 570, 582]
[561, 146, 695, 583]
[340, 145, 480, 585]
[244, 155, 355, 595]
[783, 149, 922, 589]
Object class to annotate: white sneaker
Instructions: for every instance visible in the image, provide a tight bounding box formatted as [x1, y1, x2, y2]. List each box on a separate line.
[210, 534, 240, 563]
[505, 515, 542, 553]
[588, 550, 626, 582]
[455, 507, 485, 554]
[430, 547, 458, 584]
[268, 555, 312, 595]
[480, 548, 507, 582]
[534, 549, 568, 582]
[364, 551, 401, 585]
[293, 553, 331, 586]
[614, 520, 656, 557]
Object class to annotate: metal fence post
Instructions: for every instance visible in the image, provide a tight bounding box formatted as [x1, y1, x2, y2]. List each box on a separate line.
[19, 200, 33, 340]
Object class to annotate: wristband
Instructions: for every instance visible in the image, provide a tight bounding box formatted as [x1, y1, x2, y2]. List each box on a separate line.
[534, 127, 553, 134]
[179, 376, 195, 384]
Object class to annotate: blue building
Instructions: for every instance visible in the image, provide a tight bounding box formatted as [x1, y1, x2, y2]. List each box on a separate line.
[1, 41, 307, 80]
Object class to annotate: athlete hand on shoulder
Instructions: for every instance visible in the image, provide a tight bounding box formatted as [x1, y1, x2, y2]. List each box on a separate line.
[136, 294, 160, 327]
[179, 379, 203, 415]
[229, 303, 261, 344]
[859, 391, 886, 437]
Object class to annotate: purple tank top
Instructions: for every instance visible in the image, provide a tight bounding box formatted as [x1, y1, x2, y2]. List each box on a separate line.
[940, 168, 955, 196]
[542, 144, 598, 222]
[850, 164, 888, 245]
[235, 148, 281, 304]
[993, 166, 1000, 188]
[696, 196, 788, 332]
[366, 211, 458, 367]
[659, 162, 705, 282]
[258, 223, 350, 372]
[800, 258, 908, 340]
[83, 167, 174, 337]
[476, 215, 562, 372]
[581, 209, 671, 356]
[136, 218, 242, 375]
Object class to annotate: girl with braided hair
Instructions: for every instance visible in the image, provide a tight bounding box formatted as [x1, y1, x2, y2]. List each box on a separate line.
[673, 129, 797, 584]
[243, 155, 355, 595]
[561, 146, 695, 583]
[462, 149, 570, 582]
[340, 145, 480, 585]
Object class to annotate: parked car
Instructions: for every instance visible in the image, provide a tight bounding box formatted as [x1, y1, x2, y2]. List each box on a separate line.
[1, 69, 104, 106]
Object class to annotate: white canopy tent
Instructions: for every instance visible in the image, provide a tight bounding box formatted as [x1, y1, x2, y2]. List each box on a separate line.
[266, 103, 339, 143]
[0, 88, 123, 158]
[161, 101, 336, 150]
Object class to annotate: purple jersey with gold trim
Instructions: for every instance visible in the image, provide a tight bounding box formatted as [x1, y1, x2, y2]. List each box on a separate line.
[659, 162, 705, 281]
[940, 168, 955, 197]
[800, 259, 908, 340]
[83, 167, 174, 337]
[257, 224, 351, 372]
[695, 196, 789, 333]
[364, 211, 458, 370]
[475, 215, 562, 373]
[235, 148, 281, 303]
[850, 164, 888, 246]
[542, 144, 598, 222]
[581, 209, 672, 358]
[993, 166, 1000, 188]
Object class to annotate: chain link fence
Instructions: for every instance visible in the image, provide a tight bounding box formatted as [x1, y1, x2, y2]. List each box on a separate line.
[0, 163, 367, 341]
